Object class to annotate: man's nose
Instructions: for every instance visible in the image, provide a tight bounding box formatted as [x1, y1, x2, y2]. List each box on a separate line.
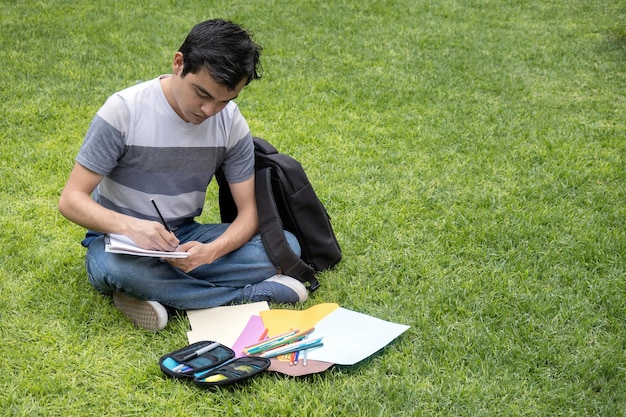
[201, 102, 221, 117]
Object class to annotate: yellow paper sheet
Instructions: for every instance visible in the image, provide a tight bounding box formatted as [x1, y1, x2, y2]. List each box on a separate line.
[259, 302, 339, 335]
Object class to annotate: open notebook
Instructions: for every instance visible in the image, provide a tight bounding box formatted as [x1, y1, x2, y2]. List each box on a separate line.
[105, 233, 189, 258]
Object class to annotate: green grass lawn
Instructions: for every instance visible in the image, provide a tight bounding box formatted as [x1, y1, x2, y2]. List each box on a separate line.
[1, 0, 625, 415]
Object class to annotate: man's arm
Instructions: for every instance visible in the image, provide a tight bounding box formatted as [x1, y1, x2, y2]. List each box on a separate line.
[58, 162, 179, 251]
[166, 175, 258, 273]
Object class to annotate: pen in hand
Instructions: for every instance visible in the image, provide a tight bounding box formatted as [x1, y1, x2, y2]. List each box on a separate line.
[151, 199, 173, 233]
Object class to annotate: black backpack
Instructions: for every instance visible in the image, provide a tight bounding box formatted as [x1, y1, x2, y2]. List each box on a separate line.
[216, 137, 342, 292]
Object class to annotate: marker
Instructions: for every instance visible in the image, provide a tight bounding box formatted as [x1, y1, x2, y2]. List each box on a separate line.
[233, 364, 255, 373]
[201, 374, 228, 383]
[180, 342, 220, 362]
[172, 363, 193, 373]
[194, 357, 237, 379]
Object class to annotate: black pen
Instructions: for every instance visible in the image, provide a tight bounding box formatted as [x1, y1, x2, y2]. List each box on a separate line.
[181, 342, 221, 361]
[151, 199, 172, 233]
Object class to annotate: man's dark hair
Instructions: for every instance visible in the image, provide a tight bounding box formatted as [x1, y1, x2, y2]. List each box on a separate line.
[178, 19, 262, 90]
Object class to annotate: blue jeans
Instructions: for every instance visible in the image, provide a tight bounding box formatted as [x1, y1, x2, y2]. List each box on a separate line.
[84, 222, 300, 310]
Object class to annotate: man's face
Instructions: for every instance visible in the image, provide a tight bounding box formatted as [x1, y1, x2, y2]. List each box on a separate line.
[169, 52, 247, 124]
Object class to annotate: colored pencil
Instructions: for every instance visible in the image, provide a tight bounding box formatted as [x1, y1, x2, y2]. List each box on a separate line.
[259, 337, 324, 359]
[244, 327, 316, 355]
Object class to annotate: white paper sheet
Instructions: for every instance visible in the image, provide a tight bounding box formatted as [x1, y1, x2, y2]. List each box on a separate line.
[305, 307, 410, 365]
[186, 302, 269, 347]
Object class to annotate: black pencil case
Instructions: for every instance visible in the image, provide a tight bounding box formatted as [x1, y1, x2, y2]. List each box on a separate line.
[193, 356, 271, 388]
[159, 340, 235, 379]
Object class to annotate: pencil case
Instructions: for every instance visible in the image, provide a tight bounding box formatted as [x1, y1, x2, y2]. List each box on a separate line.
[193, 356, 271, 388]
[159, 340, 235, 379]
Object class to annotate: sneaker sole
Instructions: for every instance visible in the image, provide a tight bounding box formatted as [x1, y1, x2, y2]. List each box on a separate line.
[112, 293, 168, 331]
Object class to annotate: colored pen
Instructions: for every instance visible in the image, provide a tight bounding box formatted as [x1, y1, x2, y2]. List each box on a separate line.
[245, 335, 305, 355]
[243, 331, 299, 354]
[258, 328, 269, 341]
[194, 357, 237, 379]
[151, 199, 172, 233]
[245, 328, 315, 355]
[172, 363, 194, 373]
[259, 337, 324, 358]
[172, 363, 186, 372]
[261, 341, 323, 359]
[180, 342, 220, 362]
[301, 334, 308, 366]
[243, 329, 299, 351]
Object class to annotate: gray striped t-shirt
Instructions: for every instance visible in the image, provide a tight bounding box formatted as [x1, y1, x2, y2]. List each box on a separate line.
[76, 76, 254, 229]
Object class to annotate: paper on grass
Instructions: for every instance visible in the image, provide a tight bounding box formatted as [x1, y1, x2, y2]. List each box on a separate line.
[231, 315, 267, 358]
[105, 234, 189, 258]
[304, 307, 410, 366]
[259, 303, 409, 366]
[259, 303, 339, 335]
[186, 301, 269, 347]
[233, 307, 337, 376]
[268, 357, 334, 376]
[186, 302, 409, 374]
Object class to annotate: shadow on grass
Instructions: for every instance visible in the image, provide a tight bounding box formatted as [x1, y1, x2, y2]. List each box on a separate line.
[608, 23, 626, 51]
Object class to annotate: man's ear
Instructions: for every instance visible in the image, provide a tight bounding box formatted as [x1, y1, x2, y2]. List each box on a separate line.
[172, 52, 184, 75]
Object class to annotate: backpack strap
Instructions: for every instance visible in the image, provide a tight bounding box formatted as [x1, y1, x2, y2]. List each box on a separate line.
[253, 136, 278, 155]
[255, 167, 320, 292]
[216, 168, 236, 223]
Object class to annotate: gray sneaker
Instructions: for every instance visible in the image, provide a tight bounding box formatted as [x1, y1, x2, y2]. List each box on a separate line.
[112, 292, 168, 331]
[245, 275, 309, 304]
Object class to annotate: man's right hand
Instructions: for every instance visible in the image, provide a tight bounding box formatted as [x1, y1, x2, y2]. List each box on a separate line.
[125, 219, 180, 252]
